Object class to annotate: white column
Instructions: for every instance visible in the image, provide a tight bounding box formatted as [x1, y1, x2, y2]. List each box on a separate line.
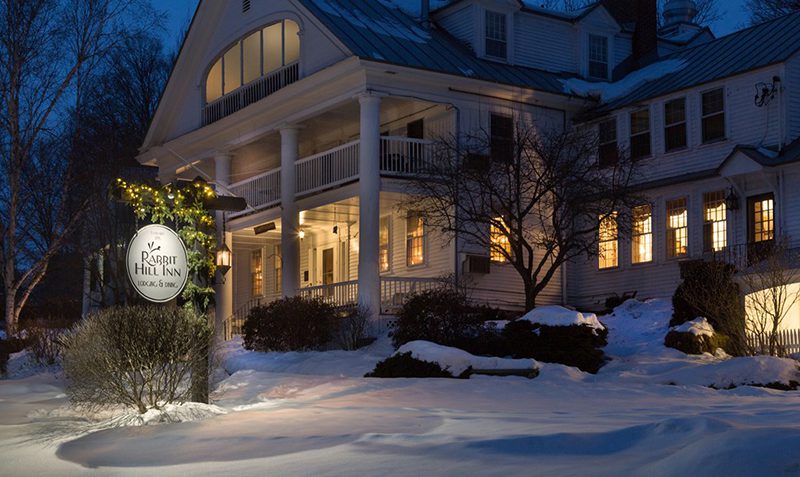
[357, 94, 382, 318]
[214, 154, 233, 336]
[280, 127, 301, 297]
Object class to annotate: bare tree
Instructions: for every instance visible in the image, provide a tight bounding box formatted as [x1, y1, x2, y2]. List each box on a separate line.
[0, 0, 153, 334]
[745, 0, 800, 24]
[742, 239, 800, 356]
[406, 122, 640, 311]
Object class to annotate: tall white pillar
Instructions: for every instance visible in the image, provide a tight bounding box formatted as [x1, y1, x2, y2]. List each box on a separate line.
[357, 93, 382, 318]
[214, 154, 233, 336]
[280, 127, 300, 297]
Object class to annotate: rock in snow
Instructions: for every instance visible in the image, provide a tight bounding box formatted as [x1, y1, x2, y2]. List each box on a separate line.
[518, 305, 606, 331]
[671, 317, 715, 337]
[397, 340, 538, 376]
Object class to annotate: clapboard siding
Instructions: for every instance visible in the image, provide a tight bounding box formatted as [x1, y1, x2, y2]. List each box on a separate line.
[437, 4, 475, 50]
[787, 54, 800, 142]
[600, 65, 785, 184]
[514, 14, 577, 73]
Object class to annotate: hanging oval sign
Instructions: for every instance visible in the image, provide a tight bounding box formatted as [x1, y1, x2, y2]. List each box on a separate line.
[126, 224, 189, 303]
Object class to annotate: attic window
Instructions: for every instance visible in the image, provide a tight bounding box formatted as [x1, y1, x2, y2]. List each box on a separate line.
[242, 0, 251, 13]
[485, 11, 507, 59]
[588, 35, 608, 80]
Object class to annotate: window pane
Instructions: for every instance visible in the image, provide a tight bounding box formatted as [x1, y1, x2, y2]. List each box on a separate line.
[284, 20, 300, 64]
[599, 213, 618, 269]
[632, 205, 652, 263]
[251, 250, 263, 296]
[490, 114, 514, 161]
[665, 124, 687, 151]
[275, 245, 282, 292]
[630, 109, 649, 134]
[206, 58, 222, 103]
[702, 89, 724, 115]
[702, 114, 725, 142]
[223, 44, 241, 93]
[664, 99, 687, 151]
[588, 35, 608, 79]
[485, 11, 506, 58]
[703, 191, 726, 252]
[750, 194, 774, 243]
[630, 109, 650, 159]
[490, 218, 511, 262]
[380, 216, 390, 272]
[242, 31, 262, 84]
[664, 98, 685, 125]
[598, 118, 618, 167]
[666, 198, 688, 257]
[264, 22, 283, 72]
[406, 213, 424, 266]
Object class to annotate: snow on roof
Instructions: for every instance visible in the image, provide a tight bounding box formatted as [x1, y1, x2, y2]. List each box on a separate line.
[561, 59, 688, 103]
[316, 0, 432, 43]
[519, 305, 605, 332]
[671, 317, 715, 337]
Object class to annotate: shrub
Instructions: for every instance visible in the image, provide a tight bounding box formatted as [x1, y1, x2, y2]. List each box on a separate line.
[334, 305, 374, 350]
[0, 337, 28, 375]
[365, 352, 457, 378]
[21, 319, 75, 366]
[672, 260, 746, 355]
[61, 305, 211, 414]
[664, 330, 730, 355]
[391, 288, 487, 348]
[243, 296, 335, 352]
[500, 320, 608, 374]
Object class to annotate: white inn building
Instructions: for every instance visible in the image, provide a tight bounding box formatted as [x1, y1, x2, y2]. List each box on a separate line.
[136, 0, 800, 333]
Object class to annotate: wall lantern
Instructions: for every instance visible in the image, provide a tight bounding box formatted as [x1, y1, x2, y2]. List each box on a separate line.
[216, 243, 232, 274]
[724, 188, 740, 211]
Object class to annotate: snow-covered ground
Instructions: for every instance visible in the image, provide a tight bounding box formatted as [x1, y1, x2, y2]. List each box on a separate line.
[2, 299, 800, 476]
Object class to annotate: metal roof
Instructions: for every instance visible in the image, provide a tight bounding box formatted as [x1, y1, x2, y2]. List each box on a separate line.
[298, 0, 568, 95]
[597, 10, 800, 113]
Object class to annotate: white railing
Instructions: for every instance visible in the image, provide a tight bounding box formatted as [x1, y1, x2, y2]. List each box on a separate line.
[298, 280, 359, 306]
[380, 136, 435, 175]
[203, 62, 300, 125]
[295, 140, 360, 195]
[228, 168, 281, 218]
[380, 277, 443, 309]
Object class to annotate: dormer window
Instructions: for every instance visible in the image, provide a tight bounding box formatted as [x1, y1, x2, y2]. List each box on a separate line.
[485, 11, 507, 59]
[588, 34, 608, 80]
[205, 19, 300, 104]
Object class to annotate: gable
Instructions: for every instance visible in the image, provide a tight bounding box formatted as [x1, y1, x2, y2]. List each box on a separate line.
[142, 0, 351, 151]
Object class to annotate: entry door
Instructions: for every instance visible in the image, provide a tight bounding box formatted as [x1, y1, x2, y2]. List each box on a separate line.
[322, 248, 334, 295]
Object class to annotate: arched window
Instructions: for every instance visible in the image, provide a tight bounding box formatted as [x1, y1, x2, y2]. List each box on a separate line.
[206, 19, 300, 104]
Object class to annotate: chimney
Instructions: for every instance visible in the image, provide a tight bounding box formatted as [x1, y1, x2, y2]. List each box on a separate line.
[632, 0, 658, 68]
[420, 0, 430, 25]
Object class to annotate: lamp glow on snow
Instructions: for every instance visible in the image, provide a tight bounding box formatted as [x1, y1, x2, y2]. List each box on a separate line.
[216, 243, 232, 274]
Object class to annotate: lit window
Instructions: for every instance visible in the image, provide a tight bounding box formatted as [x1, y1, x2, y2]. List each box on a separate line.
[632, 205, 652, 264]
[702, 88, 725, 143]
[630, 108, 651, 159]
[206, 19, 300, 104]
[749, 193, 774, 243]
[598, 118, 618, 167]
[490, 218, 511, 262]
[380, 216, 390, 272]
[599, 213, 618, 269]
[485, 11, 507, 59]
[406, 212, 425, 266]
[703, 191, 727, 252]
[666, 198, 688, 258]
[664, 98, 687, 152]
[274, 245, 282, 292]
[251, 250, 263, 296]
[588, 35, 608, 80]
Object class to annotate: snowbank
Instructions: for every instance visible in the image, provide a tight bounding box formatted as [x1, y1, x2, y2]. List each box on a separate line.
[660, 356, 800, 389]
[397, 340, 537, 376]
[105, 402, 228, 427]
[671, 317, 715, 337]
[561, 59, 688, 103]
[519, 305, 605, 331]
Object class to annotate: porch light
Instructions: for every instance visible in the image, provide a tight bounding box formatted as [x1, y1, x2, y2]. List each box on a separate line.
[725, 188, 739, 211]
[216, 243, 232, 274]
[298, 230, 305, 239]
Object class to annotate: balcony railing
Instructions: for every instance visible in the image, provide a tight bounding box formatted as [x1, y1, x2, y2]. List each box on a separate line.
[203, 62, 300, 125]
[298, 279, 359, 306]
[227, 136, 434, 218]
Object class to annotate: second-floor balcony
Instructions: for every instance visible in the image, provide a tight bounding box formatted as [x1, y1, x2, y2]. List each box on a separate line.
[227, 135, 435, 218]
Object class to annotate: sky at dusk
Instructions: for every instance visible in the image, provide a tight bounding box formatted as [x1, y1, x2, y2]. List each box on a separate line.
[156, 0, 752, 54]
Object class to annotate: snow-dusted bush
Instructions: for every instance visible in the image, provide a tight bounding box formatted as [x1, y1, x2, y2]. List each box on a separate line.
[24, 320, 71, 366]
[664, 318, 729, 355]
[243, 296, 335, 352]
[501, 320, 608, 373]
[365, 352, 458, 378]
[62, 305, 211, 414]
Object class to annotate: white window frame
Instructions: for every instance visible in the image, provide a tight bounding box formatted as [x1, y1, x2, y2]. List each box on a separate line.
[484, 10, 508, 60]
[588, 34, 609, 80]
